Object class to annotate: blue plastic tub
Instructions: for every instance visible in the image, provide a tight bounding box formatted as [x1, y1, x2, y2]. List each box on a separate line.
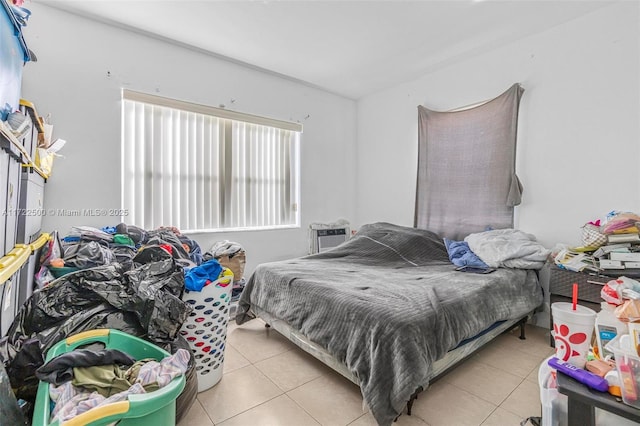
[0, 0, 31, 120]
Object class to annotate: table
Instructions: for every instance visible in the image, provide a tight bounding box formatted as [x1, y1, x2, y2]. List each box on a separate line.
[556, 370, 640, 426]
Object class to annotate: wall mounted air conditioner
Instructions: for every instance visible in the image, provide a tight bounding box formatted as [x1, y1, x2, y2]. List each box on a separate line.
[309, 220, 350, 254]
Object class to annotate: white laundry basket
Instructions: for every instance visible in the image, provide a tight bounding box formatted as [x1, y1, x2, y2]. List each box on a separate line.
[539, 356, 567, 426]
[180, 268, 234, 392]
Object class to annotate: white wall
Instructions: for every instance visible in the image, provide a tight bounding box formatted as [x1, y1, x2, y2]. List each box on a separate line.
[21, 4, 357, 276]
[355, 1, 640, 250]
[19, 2, 640, 277]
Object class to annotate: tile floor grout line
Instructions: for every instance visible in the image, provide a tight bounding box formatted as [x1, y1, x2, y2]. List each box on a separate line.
[398, 407, 432, 426]
[191, 397, 217, 426]
[441, 379, 502, 410]
[213, 393, 289, 426]
[204, 363, 286, 424]
[251, 347, 296, 365]
[212, 324, 548, 425]
[283, 375, 369, 426]
[251, 354, 326, 394]
[496, 376, 527, 406]
[478, 405, 501, 426]
[496, 378, 540, 421]
[280, 391, 325, 426]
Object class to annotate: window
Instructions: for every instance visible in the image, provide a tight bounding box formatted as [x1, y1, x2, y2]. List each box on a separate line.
[121, 90, 301, 232]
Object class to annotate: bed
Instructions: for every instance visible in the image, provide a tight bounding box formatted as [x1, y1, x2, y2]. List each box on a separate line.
[236, 222, 544, 425]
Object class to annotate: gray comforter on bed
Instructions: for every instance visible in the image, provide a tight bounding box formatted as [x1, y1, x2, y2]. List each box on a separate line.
[236, 222, 543, 425]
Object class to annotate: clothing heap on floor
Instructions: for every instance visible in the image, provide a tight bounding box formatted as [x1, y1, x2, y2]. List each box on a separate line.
[36, 224, 206, 287]
[0, 223, 223, 424]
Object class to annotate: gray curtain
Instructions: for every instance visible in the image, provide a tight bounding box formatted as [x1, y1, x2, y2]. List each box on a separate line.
[414, 83, 524, 240]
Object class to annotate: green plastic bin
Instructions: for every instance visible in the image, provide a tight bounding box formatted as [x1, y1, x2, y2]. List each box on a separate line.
[32, 329, 186, 426]
[47, 266, 80, 279]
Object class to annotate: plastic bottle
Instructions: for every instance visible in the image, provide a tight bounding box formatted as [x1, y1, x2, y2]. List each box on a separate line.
[595, 302, 627, 359]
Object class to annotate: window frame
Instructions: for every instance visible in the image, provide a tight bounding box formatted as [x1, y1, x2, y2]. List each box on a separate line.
[121, 89, 302, 233]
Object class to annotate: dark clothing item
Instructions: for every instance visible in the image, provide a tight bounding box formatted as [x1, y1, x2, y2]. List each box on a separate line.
[35, 349, 136, 385]
[115, 223, 148, 245]
[177, 234, 203, 265]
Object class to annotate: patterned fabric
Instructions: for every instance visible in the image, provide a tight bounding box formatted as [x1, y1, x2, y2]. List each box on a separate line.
[52, 383, 146, 423]
[135, 349, 190, 388]
[581, 223, 607, 247]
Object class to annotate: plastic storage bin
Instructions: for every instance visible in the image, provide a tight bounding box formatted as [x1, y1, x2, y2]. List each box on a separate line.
[539, 355, 639, 426]
[1, 144, 23, 257]
[0, 243, 29, 336]
[0, 0, 32, 120]
[539, 356, 568, 426]
[180, 268, 233, 392]
[606, 334, 640, 409]
[16, 161, 45, 245]
[17, 233, 48, 306]
[33, 329, 186, 426]
[0, 146, 8, 258]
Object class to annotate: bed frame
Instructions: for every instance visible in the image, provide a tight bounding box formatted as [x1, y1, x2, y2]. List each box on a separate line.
[253, 305, 530, 418]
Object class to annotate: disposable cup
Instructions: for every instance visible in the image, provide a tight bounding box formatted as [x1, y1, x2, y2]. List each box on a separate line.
[552, 302, 596, 368]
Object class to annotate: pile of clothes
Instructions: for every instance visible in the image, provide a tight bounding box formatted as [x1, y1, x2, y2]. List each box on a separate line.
[0, 223, 221, 423]
[37, 347, 189, 423]
[35, 224, 205, 287]
[444, 228, 550, 271]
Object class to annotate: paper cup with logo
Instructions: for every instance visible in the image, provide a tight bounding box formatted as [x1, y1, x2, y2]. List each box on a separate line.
[552, 302, 596, 368]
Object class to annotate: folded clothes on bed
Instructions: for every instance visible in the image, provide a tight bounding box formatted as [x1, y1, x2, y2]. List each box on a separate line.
[443, 238, 489, 269]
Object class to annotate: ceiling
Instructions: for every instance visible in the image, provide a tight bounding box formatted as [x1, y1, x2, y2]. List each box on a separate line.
[38, 0, 614, 99]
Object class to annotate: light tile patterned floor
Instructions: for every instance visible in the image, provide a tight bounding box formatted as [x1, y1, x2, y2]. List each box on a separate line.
[178, 320, 554, 426]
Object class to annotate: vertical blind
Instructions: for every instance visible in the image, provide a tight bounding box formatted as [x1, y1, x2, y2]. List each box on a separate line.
[121, 90, 301, 232]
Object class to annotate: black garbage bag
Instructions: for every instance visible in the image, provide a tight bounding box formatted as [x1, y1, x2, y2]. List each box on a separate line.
[0, 260, 192, 403]
[0, 361, 28, 425]
[145, 229, 193, 265]
[170, 335, 198, 424]
[62, 240, 114, 269]
[0, 310, 144, 403]
[132, 245, 173, 265]
[124, 258, 190, 343]
[110, 244, 137, 271]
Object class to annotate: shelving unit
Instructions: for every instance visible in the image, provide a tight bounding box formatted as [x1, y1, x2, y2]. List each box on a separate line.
[0, 109, 52, 335]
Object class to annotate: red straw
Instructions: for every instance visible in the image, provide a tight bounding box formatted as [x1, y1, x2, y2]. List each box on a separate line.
[572, 283, 578, 310]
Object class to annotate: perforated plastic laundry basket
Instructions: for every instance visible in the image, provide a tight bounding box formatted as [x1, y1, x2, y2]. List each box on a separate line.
[180, 268, 233, 392]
